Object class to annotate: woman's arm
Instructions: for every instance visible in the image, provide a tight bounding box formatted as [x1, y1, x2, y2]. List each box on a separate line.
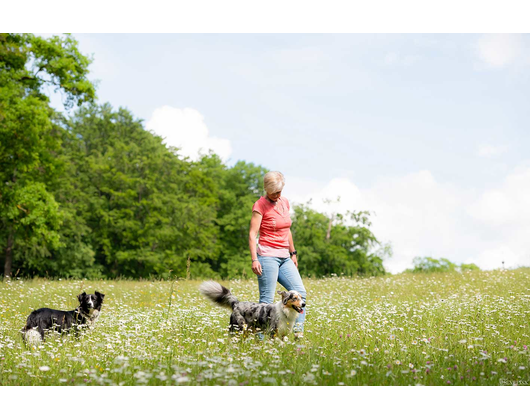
[288, 230, 298, 268]
[249, 211, 263, 275]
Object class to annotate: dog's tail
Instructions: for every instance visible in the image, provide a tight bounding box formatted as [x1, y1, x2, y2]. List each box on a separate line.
[200, 281, 239, 310]
[21, 313, 42, 345]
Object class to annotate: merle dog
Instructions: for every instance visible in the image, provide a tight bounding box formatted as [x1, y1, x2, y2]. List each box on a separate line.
[200, 281, 304, 338]
[21, 291, 105, 344]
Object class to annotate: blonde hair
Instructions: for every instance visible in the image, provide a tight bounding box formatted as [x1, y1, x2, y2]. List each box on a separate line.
[263, 171, 285, 194]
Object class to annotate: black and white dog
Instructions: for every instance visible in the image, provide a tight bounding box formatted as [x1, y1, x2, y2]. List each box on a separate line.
[21, 291, 105, 345]
[200, 281, 304, 339]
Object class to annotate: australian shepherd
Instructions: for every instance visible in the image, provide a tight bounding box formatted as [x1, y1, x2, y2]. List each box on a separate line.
[21, 291, 105, 345]
[200, 281, 304, 339]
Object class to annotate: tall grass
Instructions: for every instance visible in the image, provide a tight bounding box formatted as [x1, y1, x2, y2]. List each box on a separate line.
[1, 269, 529, 385]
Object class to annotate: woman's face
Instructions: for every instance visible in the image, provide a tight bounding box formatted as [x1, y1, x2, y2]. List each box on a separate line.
[266, 189, 282, 202]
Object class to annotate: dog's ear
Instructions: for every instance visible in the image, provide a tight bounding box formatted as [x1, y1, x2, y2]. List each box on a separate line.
[77, 292, 86, 303]
[278, 291, 290, 305]
[95, 291, 105, 301]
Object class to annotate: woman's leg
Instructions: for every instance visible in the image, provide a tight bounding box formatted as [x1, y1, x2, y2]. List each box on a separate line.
[256, 256, 280, 304]
[256, 256, 281, 340]
[277, 258, 307, 333]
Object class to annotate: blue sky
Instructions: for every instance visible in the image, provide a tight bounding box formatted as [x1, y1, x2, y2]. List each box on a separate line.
[50, 33, 530, 272]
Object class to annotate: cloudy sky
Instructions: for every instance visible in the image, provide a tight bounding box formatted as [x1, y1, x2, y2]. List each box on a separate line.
[53, 33, 530, 273]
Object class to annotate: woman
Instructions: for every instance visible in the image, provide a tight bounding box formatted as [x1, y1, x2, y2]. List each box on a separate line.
[249, 171, 307, 338]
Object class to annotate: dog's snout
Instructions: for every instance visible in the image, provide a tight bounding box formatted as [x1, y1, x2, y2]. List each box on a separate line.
[301, 302, 306, 307]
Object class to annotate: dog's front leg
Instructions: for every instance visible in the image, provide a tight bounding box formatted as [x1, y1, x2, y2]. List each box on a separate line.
[72, 323, 83, 340]
[230, 310, 248, 335]
[268, 318, 279, 339]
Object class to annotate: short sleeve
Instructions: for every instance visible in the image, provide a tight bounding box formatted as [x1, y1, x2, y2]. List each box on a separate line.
[252, 198, 263, 215]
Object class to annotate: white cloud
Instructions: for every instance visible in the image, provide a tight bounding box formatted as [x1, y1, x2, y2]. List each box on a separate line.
[475, 34, 527, 69]
[467, 245, 527, 272]
[468, 166, 530, 227]
[288, 167, 530, 273]
[286, 177, 365, 215]
[146, 106, 232, 161]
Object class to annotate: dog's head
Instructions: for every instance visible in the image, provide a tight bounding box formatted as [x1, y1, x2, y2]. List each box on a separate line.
[277, 290, 305, 314]
[78, 290, 105, 314]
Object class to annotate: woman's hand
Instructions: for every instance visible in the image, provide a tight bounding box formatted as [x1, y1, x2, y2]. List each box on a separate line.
[249, 212, 263, 276]
[252, 260, 262, 276]
[291, 254, 298, 268]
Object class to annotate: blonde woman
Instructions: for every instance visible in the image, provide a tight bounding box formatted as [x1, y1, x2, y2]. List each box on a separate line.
[249, 171, 307, 338]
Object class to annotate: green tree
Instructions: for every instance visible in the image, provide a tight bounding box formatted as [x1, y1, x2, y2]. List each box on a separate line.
[0, 33, 95, 277]
[50, 104, 222, 278]
[407, 257, 480, 273]
[460, 263, 480, 271]
[291, 203, 386, 277]
[409, 257, 456, 273]
[215, 160, 268, 278]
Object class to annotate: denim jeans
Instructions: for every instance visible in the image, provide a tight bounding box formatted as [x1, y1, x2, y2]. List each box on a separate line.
[257, 255, 307, 332]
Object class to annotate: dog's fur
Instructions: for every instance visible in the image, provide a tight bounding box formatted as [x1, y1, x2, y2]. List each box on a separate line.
[200, 281, 304, 338]
[21, 291, 105, 345]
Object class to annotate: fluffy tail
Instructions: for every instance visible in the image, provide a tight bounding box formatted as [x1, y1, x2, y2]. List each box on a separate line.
[200, 281, 239, 309]
[21, 329, 42, 346]
[21, 311, 44, 345]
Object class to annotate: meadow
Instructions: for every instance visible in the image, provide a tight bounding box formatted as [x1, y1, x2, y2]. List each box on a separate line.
[1, 269, 529, 386]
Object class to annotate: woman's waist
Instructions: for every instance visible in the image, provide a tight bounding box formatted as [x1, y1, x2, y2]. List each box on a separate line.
[257, 244, 290, 258]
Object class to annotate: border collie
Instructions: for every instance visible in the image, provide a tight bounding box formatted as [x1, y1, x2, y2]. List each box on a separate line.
[21, 291, 105, 345]
[200, 281, 304, 339]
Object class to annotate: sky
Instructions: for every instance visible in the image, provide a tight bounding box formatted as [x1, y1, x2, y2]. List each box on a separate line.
[48, 33, 530, 273]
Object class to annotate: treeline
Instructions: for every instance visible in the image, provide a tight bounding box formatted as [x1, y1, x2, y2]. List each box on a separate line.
[1, 33, 387, 279]
[407, 257, 480, 273]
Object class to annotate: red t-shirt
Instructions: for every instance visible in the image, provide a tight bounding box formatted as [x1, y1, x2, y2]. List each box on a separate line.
[252, 196, 292, 250]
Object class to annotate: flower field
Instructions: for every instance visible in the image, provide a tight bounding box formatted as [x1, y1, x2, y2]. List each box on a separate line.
[1, 269, 529, 386]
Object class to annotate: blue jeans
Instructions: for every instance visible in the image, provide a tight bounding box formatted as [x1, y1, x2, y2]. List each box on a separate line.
[257, 255, 307, 332]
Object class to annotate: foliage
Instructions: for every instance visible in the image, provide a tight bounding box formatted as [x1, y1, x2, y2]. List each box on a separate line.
[3, 98, 388, 279]
[215, 160, 268, 279]
[1, 33, 388, 279]
[408, 257, 481, 273]
[291, 203, 386, 277]
[53, 104, 221, 278]
[460, 263, 481, 272]
[0, 33, 95, 276]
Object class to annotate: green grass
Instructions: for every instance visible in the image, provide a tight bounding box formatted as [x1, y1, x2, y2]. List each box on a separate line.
[1, 269, 529, 386]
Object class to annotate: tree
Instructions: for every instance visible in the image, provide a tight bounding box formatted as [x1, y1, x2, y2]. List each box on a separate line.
[0, 33, 95, 277]
[291, 203, 386, 277]
[215, 160, 268, 278]
[407, 257, 481, 273]
[460, 263, 480, 271]
[49, 104, 223, 278]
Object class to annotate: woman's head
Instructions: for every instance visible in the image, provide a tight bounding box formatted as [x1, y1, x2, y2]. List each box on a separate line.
[263, 171, 285, 201]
